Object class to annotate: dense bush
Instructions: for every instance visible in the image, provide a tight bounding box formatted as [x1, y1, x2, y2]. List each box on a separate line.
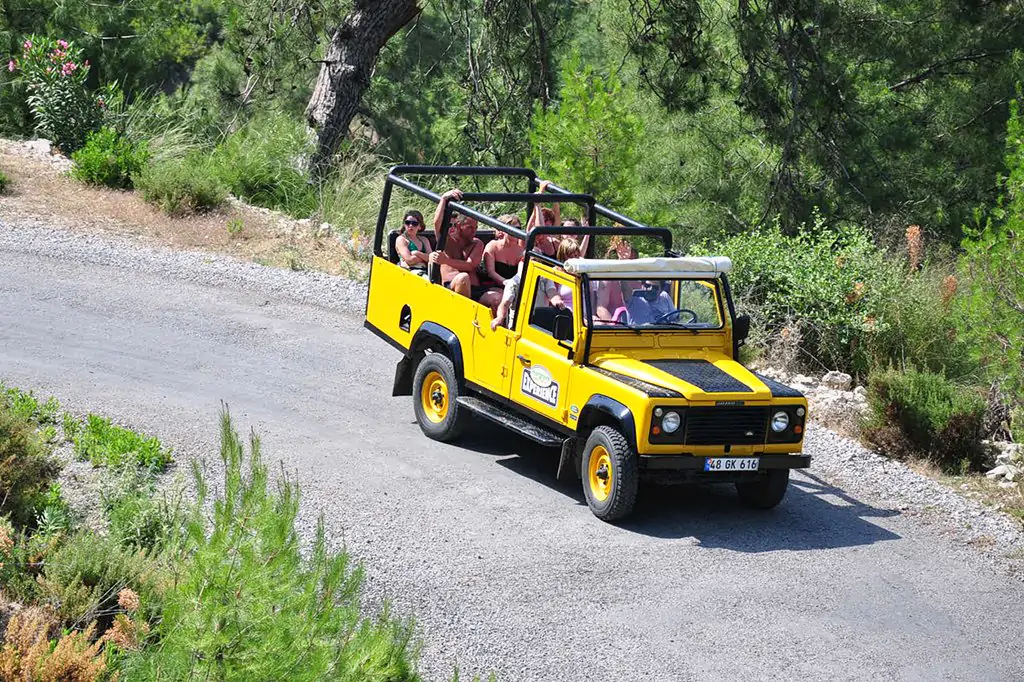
[70, 127, 148, 189]
[208, 112, 318, 216]
[121, 409, 420, 681]
[0, 400, 61, 528]
[135, 154, 227, 215]
[0, 170, 9, 194]
[102, 464, 178, 551]
[864, 369, 988, 473]
[39, 531, 160, 629]
[698, 220, 973, 378]
[11, 36, 103, 153]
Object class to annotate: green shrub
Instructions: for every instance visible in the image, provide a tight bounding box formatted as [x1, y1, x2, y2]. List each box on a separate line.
[39, 531, 161, 629]
[208, 111, 318, 216]
[0, 169, 9, 194]
[73, 414, 172, 470]
[135, 154, 227, 215]
[121, 408, 420, 680]
[102, 465, 179, 551]
[70, 127, 148, 189]
[1, 382, 59, 425]
[0, 401, 61, 528]
[864, 368, 988, 472]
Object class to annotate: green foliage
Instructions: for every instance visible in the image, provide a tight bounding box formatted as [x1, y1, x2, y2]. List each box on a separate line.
[530, 54, 643, 211]
[0, 396, 61, 529]
[0, 170, 9, 194]
[11, 36, 103, 153]
[1, 382, 60, 425]
[35, 482, 73, 539]
[39, 531, 160, 629]
[208, 112, 318, 216]
[102, 464, 179, 552]
[73, 414, 172, 470]
[959, 96, 1024, 416]
[70, 127, 149, 189]
[121, 408, 421, 680]
[864, 369, 988, 473]
[135, 153, 227, 215]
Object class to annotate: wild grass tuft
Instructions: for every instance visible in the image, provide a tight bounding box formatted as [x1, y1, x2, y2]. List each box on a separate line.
[135, 153, 227, 215]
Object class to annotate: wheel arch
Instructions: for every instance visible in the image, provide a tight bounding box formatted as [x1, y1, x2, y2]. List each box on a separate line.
[392, 322, 465, 397]
[577, 395, 638, 453]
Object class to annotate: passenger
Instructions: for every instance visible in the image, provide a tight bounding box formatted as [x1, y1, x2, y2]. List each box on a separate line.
[545, 238, 582, 310]
[395, 209, 431, 276]
[490, 261, 524, 331]
[603, 237, 637, 317]
[479, 214, 525, 313]
[526, 179, 561, 256]
[560, 216, 591, 257]
[431, 188, 484, 299]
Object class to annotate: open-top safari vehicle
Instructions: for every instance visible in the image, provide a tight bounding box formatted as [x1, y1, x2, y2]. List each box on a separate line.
[364, 166, 809, 521]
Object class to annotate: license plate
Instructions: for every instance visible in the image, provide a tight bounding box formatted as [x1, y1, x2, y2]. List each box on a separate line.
[704, 457, 759, 472]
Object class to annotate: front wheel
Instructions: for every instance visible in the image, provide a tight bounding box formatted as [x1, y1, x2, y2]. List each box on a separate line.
[581, 426, 639, 522]
[412, 353, 471, 442]
[735, 469, 790, 509]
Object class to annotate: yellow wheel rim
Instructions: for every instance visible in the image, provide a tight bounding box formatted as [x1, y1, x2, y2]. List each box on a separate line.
[420, 371, 449, 423]
[588, 445, 613, 502]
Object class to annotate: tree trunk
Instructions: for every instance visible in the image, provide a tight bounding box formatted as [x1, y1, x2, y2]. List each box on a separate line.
[306, 0, 421, 176]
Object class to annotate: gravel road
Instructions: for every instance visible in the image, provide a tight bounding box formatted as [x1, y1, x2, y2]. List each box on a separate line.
[2, 219, 1023, 682]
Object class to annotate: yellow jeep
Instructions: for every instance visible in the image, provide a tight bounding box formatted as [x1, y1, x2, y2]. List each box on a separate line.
[365, 166, 809, 521]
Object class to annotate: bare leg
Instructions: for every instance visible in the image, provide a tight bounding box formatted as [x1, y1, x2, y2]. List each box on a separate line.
[450, 273, 472, 298]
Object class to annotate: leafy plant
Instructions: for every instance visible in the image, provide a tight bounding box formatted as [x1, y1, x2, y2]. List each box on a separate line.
[102, 464, 179, 551]
[135, 153, 227, 215]
[1, 382, 60, 425]
[73, 414, 172, 470]
[0, 170, 9, 194]
[121, 407, 421, 680]
[71, 126, 149, 189]
[0, 400, 61, 529]
[864, 368, 988, 473]
[10, 36, 103, 153]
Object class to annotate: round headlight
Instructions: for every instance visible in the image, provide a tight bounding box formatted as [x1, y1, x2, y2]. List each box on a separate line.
[771, 411, 790, 433]
[662, 411, 681, 433]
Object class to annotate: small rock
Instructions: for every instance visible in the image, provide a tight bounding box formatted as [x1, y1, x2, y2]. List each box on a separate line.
[821, 371, 853, 391]
[985, 464, 1009, 479]
[997, 481, 1018, 489]
[296, 218, 312, 228]
[316, 222, 333, 238]
[853, 386, 868, 399]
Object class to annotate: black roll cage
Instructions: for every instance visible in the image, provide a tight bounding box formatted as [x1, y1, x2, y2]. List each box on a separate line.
[372, 165, 739, 363]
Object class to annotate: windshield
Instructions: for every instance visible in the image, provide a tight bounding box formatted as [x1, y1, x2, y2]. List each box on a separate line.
[586, 278, 723, 330]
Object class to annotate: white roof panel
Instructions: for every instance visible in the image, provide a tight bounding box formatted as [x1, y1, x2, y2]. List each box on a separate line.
[562, 256, 732, 278]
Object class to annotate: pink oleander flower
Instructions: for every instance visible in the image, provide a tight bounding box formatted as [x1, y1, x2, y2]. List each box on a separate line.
[62, 61, 77, 76]
[57, 39, 69, 49]
[23, 40, 32, 51]
[7, 60, 15, 72]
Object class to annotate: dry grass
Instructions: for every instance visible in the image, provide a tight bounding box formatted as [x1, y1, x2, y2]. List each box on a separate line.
[0, 147, 368, 280]
[906, 458, 1024, 524]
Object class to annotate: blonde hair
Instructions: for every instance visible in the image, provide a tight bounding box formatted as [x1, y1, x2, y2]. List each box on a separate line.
[557, 237, 580, 262]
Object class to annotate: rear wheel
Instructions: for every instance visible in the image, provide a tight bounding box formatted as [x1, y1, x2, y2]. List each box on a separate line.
[581, 426, 638, 522]
[413, 353, 471, 442]
[735, 469, 790, 509]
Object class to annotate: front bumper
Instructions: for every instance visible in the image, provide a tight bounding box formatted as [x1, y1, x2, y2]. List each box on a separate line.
[639, 454, 811, 471]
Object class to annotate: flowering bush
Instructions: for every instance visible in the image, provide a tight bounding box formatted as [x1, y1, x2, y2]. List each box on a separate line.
[9, 36, 103, 153]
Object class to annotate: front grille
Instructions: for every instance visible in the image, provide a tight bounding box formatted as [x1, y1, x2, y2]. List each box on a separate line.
[684, 407, 769, 445]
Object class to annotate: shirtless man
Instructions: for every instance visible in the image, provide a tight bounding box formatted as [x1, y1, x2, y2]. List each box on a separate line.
[431, 188, 484, 299]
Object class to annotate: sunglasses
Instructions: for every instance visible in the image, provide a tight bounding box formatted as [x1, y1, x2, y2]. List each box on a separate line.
[404, 219, 420, 226]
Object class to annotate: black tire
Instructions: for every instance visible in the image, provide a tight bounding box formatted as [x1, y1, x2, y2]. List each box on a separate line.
[581, 425, 639, 522]
[735, 469, 790, 509]
[412, 352, 471, 442]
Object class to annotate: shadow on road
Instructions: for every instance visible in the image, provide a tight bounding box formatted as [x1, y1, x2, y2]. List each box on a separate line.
[460, 426, 902, 553]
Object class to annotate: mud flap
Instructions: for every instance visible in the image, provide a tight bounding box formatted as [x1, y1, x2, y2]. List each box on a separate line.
[393, 355, 413, 397]
[556, 437, 579, 481]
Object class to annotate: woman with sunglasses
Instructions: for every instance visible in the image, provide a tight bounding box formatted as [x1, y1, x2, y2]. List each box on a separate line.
[395, 209, 432, 276]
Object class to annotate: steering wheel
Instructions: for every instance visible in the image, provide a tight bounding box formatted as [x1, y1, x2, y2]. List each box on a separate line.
[655, 308, 698, 324]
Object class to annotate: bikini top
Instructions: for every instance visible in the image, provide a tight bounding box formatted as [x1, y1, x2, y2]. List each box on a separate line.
[494, 260, 519, 280]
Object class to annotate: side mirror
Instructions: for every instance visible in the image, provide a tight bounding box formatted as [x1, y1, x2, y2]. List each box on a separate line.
[553, 312, 574, 342]
[734, 314, 751, 345]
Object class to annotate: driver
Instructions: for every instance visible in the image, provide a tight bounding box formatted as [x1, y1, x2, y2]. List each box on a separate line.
[626, 281, 676, 325]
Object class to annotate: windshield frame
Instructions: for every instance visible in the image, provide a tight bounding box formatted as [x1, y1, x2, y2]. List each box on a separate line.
[581, 274, 727, 333]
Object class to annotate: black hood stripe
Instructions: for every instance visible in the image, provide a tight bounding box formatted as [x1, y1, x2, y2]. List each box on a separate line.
[753, 372, 804, 398]
[644, 359, 753, 393]
[590, 366, 683, 398]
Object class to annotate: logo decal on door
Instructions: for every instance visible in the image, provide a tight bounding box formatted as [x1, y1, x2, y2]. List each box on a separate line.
[521, 365, 559, 407]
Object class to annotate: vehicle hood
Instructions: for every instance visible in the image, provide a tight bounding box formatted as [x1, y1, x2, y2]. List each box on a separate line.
[591, 352, 786, 402]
